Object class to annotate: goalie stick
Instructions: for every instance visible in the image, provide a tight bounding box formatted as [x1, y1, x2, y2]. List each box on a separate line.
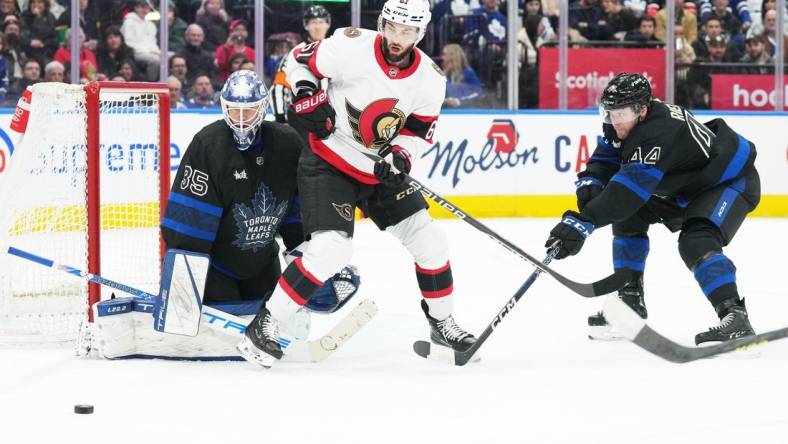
[602, 295, 788, 363]
[413, 248, 557, 366]
[6, 245, 377, 362]
[380, 160, 632, 297]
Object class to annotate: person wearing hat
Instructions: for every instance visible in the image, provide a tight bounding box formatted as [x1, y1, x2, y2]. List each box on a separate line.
[686, 33, 738, 108]
[214, 18, 254, 83]
[739, 32, 772, 73]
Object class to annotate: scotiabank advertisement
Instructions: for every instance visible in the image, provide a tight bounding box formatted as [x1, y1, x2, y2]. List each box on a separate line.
[538, 47, 666, 109]
[711, 74, 788, 110]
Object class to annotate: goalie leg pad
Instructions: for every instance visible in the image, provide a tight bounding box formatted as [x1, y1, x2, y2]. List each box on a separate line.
[155, 249, 210, 337]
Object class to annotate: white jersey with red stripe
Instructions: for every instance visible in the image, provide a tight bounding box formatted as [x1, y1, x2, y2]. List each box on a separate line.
[283, 26, 445, 184]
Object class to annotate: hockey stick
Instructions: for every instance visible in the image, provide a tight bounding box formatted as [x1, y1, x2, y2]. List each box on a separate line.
[602, 295, 788, 363]
[394, 171, 631, 298]
[6, 245, 377, 362]
[413, 247, 558, 366]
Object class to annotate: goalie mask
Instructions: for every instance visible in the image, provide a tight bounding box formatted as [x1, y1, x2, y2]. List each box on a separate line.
[220, 70, 269, 150]
[377, 0, 431, 45]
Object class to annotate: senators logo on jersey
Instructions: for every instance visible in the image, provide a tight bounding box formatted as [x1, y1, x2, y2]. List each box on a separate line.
[345, 98, 406, 150]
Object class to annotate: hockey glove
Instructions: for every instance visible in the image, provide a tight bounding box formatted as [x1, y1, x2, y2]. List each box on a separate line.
[288, 89, 336, 139]
[574, 171, 604, 211]
[374, 145, 412, 187]
[546, 210, 595, 259]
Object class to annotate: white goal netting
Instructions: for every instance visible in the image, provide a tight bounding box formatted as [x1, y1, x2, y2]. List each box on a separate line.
[0, 82, 168, 343]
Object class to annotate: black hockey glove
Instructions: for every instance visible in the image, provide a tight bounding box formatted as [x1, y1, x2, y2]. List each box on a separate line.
[545, 210, 595, 260]
[574, 171, 604, 211]
[287, 89, 336, 139]
[374, 145, 412, 187]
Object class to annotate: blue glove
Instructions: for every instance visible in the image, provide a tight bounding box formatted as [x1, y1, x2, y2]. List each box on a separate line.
[546, 210, 595, 259]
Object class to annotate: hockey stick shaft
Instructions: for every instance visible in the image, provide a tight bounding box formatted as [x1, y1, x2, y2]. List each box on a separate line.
[6, 246, 375, 361]
[400, 174, 630, 297]
[458, 248, 557, 364]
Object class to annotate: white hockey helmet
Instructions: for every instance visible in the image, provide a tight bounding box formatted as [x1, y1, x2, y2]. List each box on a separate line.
[377, 0, 432, 44]
[220, 70, 269, 150]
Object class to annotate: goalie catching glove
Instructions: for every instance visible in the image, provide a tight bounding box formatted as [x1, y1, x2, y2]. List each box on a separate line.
[287, 87, 335, 139]
[374, 144, 412, 187]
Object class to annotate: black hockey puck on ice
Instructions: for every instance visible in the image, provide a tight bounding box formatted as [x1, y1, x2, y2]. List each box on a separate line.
[74, 404, 94, 414]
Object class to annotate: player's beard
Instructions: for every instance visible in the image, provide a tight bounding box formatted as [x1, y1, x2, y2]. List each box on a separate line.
[382, 37, 415, 64]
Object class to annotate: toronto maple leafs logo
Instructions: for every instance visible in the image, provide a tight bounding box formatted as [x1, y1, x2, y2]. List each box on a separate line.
[232, 183, 289, 252]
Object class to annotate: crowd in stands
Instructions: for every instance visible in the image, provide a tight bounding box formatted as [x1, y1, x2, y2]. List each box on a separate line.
[432, 0, 787, 108]
[0, 0, 784, 110]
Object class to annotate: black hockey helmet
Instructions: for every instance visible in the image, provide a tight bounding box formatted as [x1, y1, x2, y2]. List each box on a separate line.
[600, 72, 652, 110]
[303, 5, 331, 26]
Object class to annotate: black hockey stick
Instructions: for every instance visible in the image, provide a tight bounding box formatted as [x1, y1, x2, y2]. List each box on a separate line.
[413, 248, 558, 366]
[398, 172, 631, 297]
[602, 295, 788, 363]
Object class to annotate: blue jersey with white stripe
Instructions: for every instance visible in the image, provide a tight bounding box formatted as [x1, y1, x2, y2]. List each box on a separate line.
[581, 100, 757, 227]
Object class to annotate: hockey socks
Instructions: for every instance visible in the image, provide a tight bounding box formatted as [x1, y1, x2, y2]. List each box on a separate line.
[415, 261, 453, 321]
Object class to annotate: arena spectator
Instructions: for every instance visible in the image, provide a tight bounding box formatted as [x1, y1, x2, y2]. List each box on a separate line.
[441, 43, 482, 108]
[695, 16, 743, 58]
[470, 0, 508, 45]
[186, 73, 217, 108]
[176, 24, 214, 84]
[0, 0, 17, 24]
[121, 0, 160, 81]
[686, 34, 738, 108]
[226, 52, 248, 76]
[214, 19, 254, 83]
[20, 0, 59, 62]
[53, 27, 98, 81]
[168, 0, 188, 53]
[56, 0, 99, 49]
[115, 59, 143, 82]
[598, 0, 639, 41]
[169, 54, 188, 91]
[43, 59, 64, 82]
[96, 26, 136, 80]
[239, 59, 254, 71]
[656, 0, 698, 43]
[524, 0, 555, 41]
[2, 18, 25, 80]
[569, 0, 605, 41]
[167, 75, 187, 108]
[707, 0, 744, 37]
[700, 0, 752, 31]
[6, 58, 41, 105]
[0, 34, 8, 101]
[195, 0, 229, 52]
[739, 32, 772, 73]
[625, 16, 662, 46]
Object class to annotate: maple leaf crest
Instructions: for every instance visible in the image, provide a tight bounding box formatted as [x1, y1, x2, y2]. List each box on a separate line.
[232, 184, 289, 252]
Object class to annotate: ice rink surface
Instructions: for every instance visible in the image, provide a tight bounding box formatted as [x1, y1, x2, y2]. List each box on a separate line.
[1, 218, 786, 444]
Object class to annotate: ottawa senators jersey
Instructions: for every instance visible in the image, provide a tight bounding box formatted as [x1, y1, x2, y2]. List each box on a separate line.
[581, 100, 757, 227]
[284, 27, 446, 184]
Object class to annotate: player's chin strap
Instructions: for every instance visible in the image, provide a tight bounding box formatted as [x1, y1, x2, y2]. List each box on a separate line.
[375, 157, 633, 298]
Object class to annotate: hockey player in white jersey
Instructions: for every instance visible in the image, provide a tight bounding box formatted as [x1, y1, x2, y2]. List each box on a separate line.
[237, 0, 477, 368]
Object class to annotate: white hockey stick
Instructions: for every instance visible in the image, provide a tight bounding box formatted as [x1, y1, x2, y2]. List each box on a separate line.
[6, 245, 377, 362]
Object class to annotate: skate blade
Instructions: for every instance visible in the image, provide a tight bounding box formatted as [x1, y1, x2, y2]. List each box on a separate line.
[696, 341, 762, 360]
[426, 342, 481, 365]
[588, 325, 627, 341]
[236, 336, 277, 369]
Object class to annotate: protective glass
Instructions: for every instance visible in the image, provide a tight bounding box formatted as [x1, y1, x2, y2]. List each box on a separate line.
[599, 103, 642, 125]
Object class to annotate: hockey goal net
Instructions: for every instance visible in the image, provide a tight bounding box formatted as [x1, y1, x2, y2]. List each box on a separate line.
[0, 81, 170, 343]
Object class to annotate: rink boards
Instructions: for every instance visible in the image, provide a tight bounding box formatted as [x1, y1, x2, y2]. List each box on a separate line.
[0, 109, 785, 219]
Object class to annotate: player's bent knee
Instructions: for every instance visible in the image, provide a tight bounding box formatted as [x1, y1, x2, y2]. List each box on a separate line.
[302, 230, 353, 281]
[678, 221, 725, 269]
[387, 210, 448, 268]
